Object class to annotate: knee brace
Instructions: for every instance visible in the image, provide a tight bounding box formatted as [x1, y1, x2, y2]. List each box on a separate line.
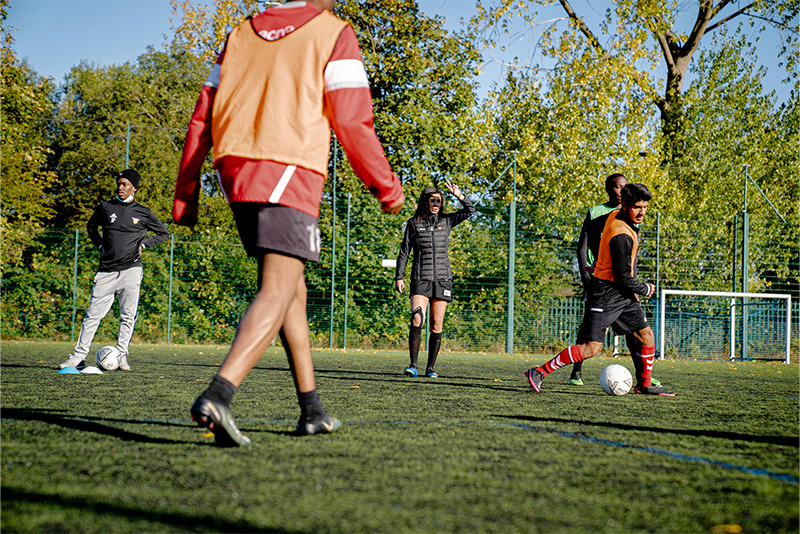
[411, 306, 424, 327]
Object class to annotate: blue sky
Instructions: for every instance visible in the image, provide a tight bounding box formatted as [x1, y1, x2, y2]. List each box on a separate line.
[6, 0, 795, 104]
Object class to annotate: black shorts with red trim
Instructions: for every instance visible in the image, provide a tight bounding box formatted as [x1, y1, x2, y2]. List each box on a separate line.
[576, 279, 649, 343]
[231, 203, 320, 262]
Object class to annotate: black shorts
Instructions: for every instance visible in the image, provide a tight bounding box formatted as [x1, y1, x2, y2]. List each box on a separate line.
[576, 285, 649, 344]
[410, 280, 453, 302]
[231, 203, 320, 262]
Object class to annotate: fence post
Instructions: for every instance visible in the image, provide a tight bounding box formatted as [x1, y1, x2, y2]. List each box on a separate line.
[732, 213, 738, 293]
[125, 123, 130, 167]
[71, 229, 79, 342]
[329, 140, 338, 348]
[742, 166, 750, 360]
[655, 211, 661, 358]
[506, 154, 517, 354]
[343, 193, 352, 350]
[167, 232, 175, 344]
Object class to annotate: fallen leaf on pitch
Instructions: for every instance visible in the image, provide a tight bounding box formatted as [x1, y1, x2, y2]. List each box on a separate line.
[202, 432, 215, 438]
[349, 385, 359, 389]
[710, 524, 742, 534]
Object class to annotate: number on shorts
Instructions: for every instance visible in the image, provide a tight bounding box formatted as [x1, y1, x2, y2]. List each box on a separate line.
[306, 224, 320, 253]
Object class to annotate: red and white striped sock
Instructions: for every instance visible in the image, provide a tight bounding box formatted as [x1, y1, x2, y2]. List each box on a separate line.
[639, 345, 655, 387]
[540, 345, 585, 377]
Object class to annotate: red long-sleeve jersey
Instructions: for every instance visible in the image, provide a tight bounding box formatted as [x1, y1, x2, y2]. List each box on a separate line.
[173, 1, 403, 224]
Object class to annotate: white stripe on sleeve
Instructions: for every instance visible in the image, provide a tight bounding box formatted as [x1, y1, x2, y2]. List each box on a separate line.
[324, 59, 369, 92]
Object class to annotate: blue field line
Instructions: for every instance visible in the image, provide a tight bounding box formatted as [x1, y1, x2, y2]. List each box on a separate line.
[163, 417, 800, 485]
[12, 413, 794, 484]
[338, 419, 799, 485]
[489, 420, 800, 485]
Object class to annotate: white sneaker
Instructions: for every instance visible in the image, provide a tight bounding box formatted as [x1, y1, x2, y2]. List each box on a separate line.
[118, 355, 130, 371]
[59, 353, 85, 370]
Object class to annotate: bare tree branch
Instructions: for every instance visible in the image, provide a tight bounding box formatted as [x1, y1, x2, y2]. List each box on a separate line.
[706, 1, 756, 33]
[558, 0, 603, 52]
[682, 0, 719, 59]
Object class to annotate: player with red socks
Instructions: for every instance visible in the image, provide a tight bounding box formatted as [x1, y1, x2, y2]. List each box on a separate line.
[525, 183, 675, 396]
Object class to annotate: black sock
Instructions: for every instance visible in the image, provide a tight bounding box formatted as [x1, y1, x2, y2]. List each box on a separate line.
[203, 375, 237, 407]
[298, 389, 325, 419]
[409, 325, 422, 368]
[426, 331, 442, 373]
[571, 360, 583, 379]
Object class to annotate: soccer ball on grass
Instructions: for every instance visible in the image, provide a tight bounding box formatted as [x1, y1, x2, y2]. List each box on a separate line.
[599, 364, 633, 396]
[96, 346, 121, 371]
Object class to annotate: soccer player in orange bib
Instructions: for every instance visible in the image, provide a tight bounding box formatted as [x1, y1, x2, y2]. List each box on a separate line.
[174, 0, 404, 446]
[525, 183, 675, 396]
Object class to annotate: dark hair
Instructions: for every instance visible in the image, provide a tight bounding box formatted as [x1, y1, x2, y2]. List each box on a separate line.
[414, 186, 445, 221]
[621, 183, 652, 206]
[604, 173, 627, 191]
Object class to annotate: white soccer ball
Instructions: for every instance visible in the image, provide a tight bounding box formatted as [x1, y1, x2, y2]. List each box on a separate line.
[599, 364, 633, 396]
[96, 346, 121, 371]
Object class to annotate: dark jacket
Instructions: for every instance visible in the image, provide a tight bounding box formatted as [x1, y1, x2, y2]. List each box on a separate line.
[395, 196, 475, 282]
[87, 199, 169, 272]
[576, 201, 619, 287]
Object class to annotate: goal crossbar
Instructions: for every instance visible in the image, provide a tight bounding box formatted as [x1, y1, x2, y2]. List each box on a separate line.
[659, 289, 792, 364]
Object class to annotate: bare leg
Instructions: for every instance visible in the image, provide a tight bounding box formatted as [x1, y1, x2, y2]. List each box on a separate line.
[429, 299, 447, 333]
[410, 294, 430, 328]
[278, 274, 315, 394]
[191, 253, 341, 444]
[578, 341, 604, 359]
[218, 253, 305, 387]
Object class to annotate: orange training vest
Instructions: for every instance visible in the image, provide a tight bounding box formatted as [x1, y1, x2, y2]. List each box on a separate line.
[211, 12, 348, 176]
[592, 210, 638, 283]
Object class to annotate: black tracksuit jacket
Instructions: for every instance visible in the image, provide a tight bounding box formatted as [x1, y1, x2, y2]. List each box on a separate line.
[87, 198, 169, 272]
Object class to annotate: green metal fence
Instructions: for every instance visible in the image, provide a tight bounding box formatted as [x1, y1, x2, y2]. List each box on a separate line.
[2, 196, 798, 361]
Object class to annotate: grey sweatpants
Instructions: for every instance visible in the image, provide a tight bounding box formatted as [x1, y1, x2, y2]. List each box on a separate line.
[74, 266, 143, 358]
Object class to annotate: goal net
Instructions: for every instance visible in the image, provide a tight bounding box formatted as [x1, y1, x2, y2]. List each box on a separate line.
[659, 290, 792, 364]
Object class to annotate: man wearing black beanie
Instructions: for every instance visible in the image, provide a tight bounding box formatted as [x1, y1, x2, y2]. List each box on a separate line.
[59, 169, 168, 371]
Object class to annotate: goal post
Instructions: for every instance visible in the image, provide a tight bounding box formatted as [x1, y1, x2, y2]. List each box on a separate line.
[659, 289, 792, 364]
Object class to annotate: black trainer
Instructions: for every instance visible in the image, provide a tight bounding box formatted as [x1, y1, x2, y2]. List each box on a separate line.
[295, 413, 342, 436]
[524, 367, 544, 393]
[190, 396, 252, 447]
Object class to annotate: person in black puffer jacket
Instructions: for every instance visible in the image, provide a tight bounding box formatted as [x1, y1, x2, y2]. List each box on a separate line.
[394, 181, 475, 377]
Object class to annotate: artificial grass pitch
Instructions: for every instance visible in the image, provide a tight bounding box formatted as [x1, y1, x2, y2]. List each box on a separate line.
[1, 340, 798, 533]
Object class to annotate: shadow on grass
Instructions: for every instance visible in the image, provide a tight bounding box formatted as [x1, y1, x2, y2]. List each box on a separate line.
[496, 414, 799, 447]
[3, 407, 303, 443]
[313, 368, 523, 392]
[1, 408, 196, 445]
[1, 488, 302, 533]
